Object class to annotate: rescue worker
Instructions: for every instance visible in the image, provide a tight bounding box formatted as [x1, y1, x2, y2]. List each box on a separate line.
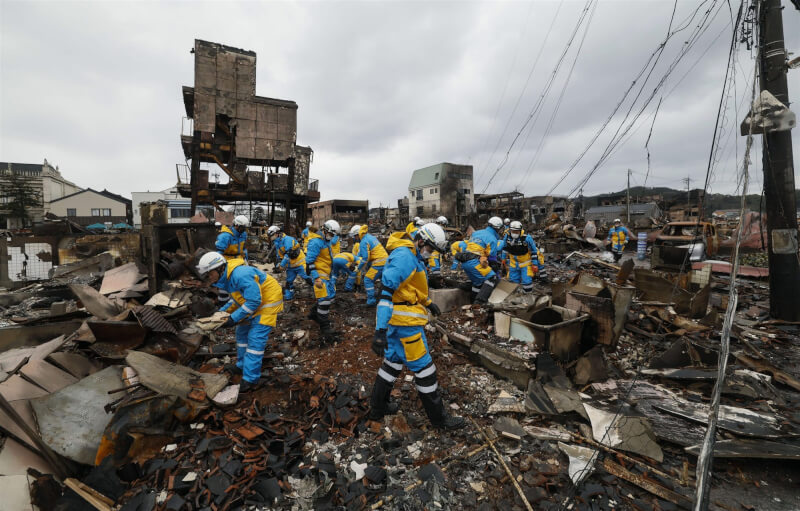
[354, 224, 389, 306]
[306, 219, 340, 342]
[606, 218, 631, 262]
[451, 216, 502, 303]
[216, 215, 249, 261]
[332, 251, 357, 291]
[406, 216, 424, 233]
[503, 217, 511, 236]
[196, 252, 283, 392]
[498, 221, 541, 293]
[302, 221, 313, 252]
[369, 223, 465, 430]
[427, 216, 449, 288]
[268, 225, 312, 300]
[346, 225, 363, 291]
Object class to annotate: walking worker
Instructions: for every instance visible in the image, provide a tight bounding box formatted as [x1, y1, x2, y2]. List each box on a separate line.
[353, 224, 389, 306]
[347, 225, 363, 290]
[606, 218, 631, 262]
[306, 219, 341, 342]
[368, 223, 465, 430]
[502, 217, 511, 236]
[267, 225, 312, 300]
[216, 215, 250, 261]
[498, 221, 541, 293]
[196, 252, 283, 392]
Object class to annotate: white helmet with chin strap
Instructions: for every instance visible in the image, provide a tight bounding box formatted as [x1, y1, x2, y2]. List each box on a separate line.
[413, 216, 421, 224]
[196, 252, 226, 275]
[416, 223, 448, 254]
[233, 215, 250, 227]
[488, 216, 503, 230]
[306, 221, 312, 227]
[503, 218, 511, 225]
[436, 216, 448, 226]
[322, 219, 341, 239]
[509, 221, 523, 238]
[348, 224, 361, 237]
[267, 225, 281, 238]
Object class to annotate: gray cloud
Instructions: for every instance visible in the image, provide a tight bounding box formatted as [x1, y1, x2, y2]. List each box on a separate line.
[1, 0, 797, 207]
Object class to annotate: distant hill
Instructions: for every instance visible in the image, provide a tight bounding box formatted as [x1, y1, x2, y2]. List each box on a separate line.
[577, 186, 789, 216]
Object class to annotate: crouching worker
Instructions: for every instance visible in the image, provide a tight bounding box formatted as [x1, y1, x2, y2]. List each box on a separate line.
[196, 252, 283, 392]
[306, 219, 340, 342]
[368, 223, 465, 430]
[332, 251, 357, 291]
[268, 225, 312, 300]
[450, 237, 498, 304]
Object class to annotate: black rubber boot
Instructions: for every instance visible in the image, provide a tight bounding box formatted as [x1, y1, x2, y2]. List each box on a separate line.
[368, 375, 397, 421]
[418, 389, 466, 430]
[474, 279, 496, 304]
[318, 316, 338, 345]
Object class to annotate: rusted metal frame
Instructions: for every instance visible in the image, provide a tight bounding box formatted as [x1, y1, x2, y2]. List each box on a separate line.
[201, 152, 246, 185]
[603, 458, 692, 509]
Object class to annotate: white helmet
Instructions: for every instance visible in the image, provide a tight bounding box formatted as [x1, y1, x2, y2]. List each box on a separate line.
[306, 221, 312, 227]
[488, 216, 503, 230]
[614, 218, 621, 223]
[415, 218, 425, 227]
[510, 220, 523, 230]
[503, 218, 511, 225]
[267, 225, 281, 237]
[196, 252, 226, 275]
[416, 223, 448, 253]
[348, 224, 361, 237]
[413, 216, 421, 224]
[214, 221, 221, 227]
[436, 216, 448, 226]
[322, 219, 341, 236]
[233, 215, 250, 227]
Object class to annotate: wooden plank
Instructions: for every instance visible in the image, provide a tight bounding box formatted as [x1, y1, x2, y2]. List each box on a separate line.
[64, 478, 114, 511]
[20, 360, 78, 393]
[603, 459, 692, 509]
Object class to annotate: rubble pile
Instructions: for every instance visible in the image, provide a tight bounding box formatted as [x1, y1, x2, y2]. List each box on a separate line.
[0, 245, 798, 511]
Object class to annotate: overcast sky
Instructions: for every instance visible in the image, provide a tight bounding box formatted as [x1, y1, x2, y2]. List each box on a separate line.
[2, 0, 799, 208]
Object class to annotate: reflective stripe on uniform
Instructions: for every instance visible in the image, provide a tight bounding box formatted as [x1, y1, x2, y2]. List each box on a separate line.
[237, 343, 248, 348]
[415, 364, 436, 379]
[471, 286, 481, 293]
[378, 300, 393, 309]
[246, 348, 265, 356]
[378, 368, 398, 383]
[372, 257, 387, 265]
[415, 382, 438, 394]
[383, 359, 403, 371]
[240, 304, 254, 313]
[392, 310, 429, 320]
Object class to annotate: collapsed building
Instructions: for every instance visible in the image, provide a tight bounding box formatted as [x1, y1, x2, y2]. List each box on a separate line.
[177, 40, 320, 229]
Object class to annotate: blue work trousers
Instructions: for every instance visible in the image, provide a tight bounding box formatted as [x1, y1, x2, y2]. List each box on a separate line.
[461, 259, 497, 293]
[364, 265, 385, 305]
[235, 319, 273, 384]
[508, 265, 534, 292]
[284, 265, 310, 300]
[384, 324, 433, 372]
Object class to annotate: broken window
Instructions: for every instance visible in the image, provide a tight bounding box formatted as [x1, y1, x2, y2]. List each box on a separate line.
[415, 190, 423, 200]
[416, 206, 424, 215]
[67, 208, 76, 216]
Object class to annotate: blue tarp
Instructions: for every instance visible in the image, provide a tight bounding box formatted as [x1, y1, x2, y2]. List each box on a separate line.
[86, 223, 107, 230]
[112, 223, 133, 229]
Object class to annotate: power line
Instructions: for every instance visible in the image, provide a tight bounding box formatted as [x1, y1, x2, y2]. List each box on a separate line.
[481, 0, 597, 194]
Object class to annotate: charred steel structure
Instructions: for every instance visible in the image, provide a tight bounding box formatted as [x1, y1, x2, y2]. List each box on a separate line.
[179, 40, 320, 225]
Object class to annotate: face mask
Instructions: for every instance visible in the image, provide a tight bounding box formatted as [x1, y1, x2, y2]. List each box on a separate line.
[420, 248, 432, 259]
[325, 233, 334, 241]
[511, 232, 520, 239]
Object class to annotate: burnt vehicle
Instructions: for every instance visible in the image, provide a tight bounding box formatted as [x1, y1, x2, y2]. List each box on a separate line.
[651, 221, 719, 271]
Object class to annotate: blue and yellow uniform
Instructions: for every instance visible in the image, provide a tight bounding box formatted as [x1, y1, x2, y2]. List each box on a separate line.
[305, 231, 336, 324]
[302, 226, 312, 253]
[217, 258, 283, 384]
[498, 232, 541, 293]
[451, 238, 497, 295]
[607, 225, 631, 252]
[216, 225, 248, 261]
[355, 225, 389, 305]
[371, 231, 456, 427]
[274, 233, 311, 300]
[332, 252, 357, 291]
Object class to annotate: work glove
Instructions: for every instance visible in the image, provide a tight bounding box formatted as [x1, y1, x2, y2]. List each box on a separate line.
[315, 278, 324, 288]
[372, 329, 387, 358]
[479, 256, 488, 268]
[428, 303, 441, 317]
[222, 317, 235, 328]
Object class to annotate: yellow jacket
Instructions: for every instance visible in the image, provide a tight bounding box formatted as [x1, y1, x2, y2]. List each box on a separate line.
[379, 233, 432, 327]
[223, 258, 283, 326]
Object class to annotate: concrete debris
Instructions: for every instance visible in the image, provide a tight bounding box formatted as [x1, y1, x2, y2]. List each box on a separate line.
[558, 442, 598, 485]
[583, 403, 664, 462]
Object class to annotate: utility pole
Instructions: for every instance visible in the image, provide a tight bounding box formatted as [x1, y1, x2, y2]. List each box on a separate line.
[626, 169, 631, 224]
[759, 0, 800, 320]
[683, 176, 691, 218]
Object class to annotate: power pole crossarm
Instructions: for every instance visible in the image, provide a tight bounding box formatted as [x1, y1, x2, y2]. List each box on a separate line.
[759, 0, 800, 320]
